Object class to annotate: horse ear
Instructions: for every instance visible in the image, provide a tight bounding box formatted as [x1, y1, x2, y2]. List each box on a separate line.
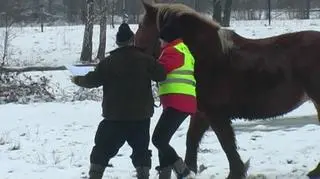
[141, 0, 157, 16]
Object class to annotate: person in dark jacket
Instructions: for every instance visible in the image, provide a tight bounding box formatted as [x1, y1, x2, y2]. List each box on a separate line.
[71, 22, 166, 179]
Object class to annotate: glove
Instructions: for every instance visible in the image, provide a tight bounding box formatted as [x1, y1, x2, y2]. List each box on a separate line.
[71, 76, 80, 85]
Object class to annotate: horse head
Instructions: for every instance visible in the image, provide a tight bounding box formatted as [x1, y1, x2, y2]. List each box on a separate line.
[135, 0, 233, 67]
[134, 0, 160, 58]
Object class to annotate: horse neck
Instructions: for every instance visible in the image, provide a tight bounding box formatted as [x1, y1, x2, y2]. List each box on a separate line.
[172, 13, 229, 67]
[182, 39, 229, 74]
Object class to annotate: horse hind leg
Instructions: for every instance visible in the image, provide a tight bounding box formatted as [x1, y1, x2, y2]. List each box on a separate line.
[302, 70, 320, 177]
[303, 70, 320, 123]
[184, 111, 210, 173]
[209, 115, 249, 179]
[307, 100, 320, 177]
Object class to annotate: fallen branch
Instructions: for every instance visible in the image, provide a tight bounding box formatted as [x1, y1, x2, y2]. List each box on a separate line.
[0, 66, 67, 73]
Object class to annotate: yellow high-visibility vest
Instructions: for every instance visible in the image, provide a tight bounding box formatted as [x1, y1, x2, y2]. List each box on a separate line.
[159, 42, 196, 97]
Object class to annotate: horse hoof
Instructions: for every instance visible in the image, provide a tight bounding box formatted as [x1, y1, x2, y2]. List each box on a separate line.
[186, 163, 198, 174]
[226, 175, 246, 179]
[226, 159, 250, 179]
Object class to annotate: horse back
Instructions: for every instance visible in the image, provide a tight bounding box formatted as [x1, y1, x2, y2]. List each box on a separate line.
[227, 30, 320, 85]
[196, 30, 320, 119]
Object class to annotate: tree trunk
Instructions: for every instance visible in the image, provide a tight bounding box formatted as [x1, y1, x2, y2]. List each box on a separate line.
[2, 13, 9, 65]
[111, 0, 115, 28]
[67, 1, 72, 22]
[194, 0, 199, 11]
[222, 0, 233, 27]
[268, 0, 271, 25]
[80, 0, 94, 63]
[97, 0, 107, 61]
[2, 26, 8, 65]
[33, 0, 40, 13]
[305, 0, 311, 19]
[80, 0, 87, 24]
[213, 0, 222, 23]
[48, 0, 53, 14]
[65, 0, 74, 22]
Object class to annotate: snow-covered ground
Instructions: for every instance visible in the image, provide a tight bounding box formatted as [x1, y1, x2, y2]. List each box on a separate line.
[0, 19, 320, 179]
[0, 101, 319, 179]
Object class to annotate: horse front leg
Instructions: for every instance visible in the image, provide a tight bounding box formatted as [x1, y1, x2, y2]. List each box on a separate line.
[185, 111, 210, 173]
[209, 116, 249, 179]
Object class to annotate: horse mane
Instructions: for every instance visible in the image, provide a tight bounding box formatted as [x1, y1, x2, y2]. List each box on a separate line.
[218, 28, 234, 53]
[154, 3, 195, 30]
[153, 3, 234, 53]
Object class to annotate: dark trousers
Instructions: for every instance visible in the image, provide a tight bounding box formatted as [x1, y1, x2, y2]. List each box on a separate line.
[90, 118, 152, 168]
[152, 107, 189, 168]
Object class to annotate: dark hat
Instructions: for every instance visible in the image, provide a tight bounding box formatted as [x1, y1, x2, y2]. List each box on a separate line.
[116, 23, 134, 46]
[159, 23, 181, 43]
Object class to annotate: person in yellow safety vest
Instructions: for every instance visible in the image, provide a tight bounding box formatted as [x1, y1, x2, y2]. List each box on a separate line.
[152, 23, 197, 179]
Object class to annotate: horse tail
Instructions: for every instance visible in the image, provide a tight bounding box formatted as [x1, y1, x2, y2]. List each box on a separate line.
[309, 98, 320, 124]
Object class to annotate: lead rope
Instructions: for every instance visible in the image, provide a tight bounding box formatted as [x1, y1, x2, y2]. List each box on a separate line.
[152, 34, 162, 108]
[153, 82, 162, 108]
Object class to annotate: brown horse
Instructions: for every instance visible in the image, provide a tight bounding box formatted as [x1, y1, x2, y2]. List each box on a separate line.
[135, 1, 320, 178]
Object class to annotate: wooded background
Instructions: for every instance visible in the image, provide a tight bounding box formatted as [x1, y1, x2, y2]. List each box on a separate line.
[0, 0, 319, 27]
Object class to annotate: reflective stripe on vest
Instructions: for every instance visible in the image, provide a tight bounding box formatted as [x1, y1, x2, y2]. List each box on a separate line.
[159, 42, 196, 97]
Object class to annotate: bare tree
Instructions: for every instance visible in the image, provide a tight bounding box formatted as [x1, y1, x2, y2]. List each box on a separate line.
[65, 0, 73, 22]
[305, 0, 311, 19]
[1, 12, 11, 65]
[268, 0, 271, 25]
[222, 0, 233, 26]
[80, 0, 95, 63]
[48, 0, 53, 14]
[97, 0, 107, 60]
[1, 0, 320, 25]
[80, 0, 87, 24]
[0, 0, 23, 65]
[213, 0, 222, 23]
[40, 4, 44, 32]
[64, 0, 82, 23]
[194, 0, 200, 11]
[130, 0, 143, 24]
[111, 0, 116, 28]
[33, 0, 40, 14]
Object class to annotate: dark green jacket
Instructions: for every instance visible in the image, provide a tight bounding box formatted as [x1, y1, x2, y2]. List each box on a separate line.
[73, 46, 166, 120]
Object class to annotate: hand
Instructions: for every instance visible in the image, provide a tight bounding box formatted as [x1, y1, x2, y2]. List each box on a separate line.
[71, 76, 79, 84]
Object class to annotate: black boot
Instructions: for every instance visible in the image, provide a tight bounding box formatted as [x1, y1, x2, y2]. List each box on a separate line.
[308, 162, 320, 178]
[136, 166, 150, 179]
[172, 158, 195, 179]
[156, 165, 172, 179]
[88, 163, 106, 179]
